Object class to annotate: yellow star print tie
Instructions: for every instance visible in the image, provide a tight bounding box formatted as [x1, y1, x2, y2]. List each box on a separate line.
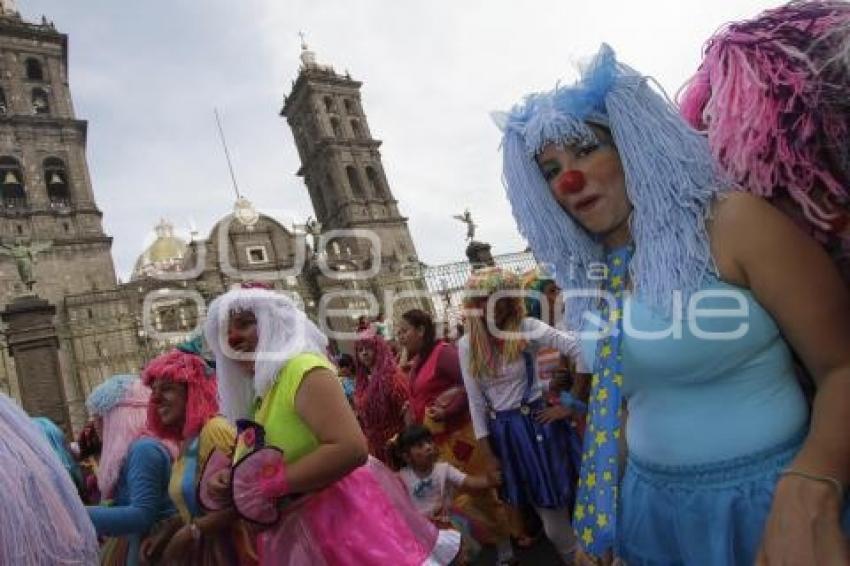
[573, 245, 632, 558]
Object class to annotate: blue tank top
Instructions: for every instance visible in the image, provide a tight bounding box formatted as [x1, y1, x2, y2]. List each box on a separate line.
[580, 278, 808, 466]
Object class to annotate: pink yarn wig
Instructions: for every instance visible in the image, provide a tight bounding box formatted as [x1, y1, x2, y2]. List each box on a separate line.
[679, 1, 850, 235]
[142, 349, 219, 441]
[86, 376, 160, 498]
[354, 331, 410, 463]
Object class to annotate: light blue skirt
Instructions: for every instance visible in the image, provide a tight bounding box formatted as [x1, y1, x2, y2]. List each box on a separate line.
[617, 429, 844, 565]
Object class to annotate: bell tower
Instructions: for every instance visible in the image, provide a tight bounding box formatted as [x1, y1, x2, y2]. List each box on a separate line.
[281, 40, 421, 265]
[281, 40, 430, 320]
[0, 7, 117, 304]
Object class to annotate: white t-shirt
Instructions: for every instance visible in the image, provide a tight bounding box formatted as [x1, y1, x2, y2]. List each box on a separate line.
[459, 317, 586, 439]
[399, 462, 467, 518]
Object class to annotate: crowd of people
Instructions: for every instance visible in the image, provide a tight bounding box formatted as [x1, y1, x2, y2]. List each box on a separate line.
[1, 2, 850, 564]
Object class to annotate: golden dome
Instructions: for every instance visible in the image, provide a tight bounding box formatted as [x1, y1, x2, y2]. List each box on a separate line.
[131, 219, 188, 280]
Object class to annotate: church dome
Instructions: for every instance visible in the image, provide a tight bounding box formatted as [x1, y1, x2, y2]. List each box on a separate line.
[131, 219, 188, 280]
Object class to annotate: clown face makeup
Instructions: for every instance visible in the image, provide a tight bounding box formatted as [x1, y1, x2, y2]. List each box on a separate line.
[150, 379, 187, 429]
[228, 310, 259, 374]
[537, 128, 632, 248]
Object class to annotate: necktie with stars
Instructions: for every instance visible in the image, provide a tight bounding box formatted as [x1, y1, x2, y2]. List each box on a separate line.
[573, 245, 633, 558]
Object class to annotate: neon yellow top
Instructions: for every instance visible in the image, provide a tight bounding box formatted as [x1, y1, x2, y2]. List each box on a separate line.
[254, 352, 335, 464]
[168, 416, 235, 522]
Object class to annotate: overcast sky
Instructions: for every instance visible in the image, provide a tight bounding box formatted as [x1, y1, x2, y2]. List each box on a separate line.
[23, 0, 781, 280]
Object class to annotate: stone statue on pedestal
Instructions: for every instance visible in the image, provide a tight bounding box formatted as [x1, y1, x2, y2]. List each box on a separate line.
[452, 208, 477, 241]
[0, 240, 52, 292]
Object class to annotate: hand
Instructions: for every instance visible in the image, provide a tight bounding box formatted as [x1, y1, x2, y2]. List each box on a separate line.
[161, 524, 196, 563]
[139, 521, 179, 564]
[575, 547, 615, 566]
[425, 404, 446, 422]
[208, 468, 231, 501]
[139, 536, 164, 565]
[535, 404, 573, 424]
[755, 473, 849, 565]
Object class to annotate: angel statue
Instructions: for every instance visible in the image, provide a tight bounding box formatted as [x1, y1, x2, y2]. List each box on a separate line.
[452, 208, 477, 241]
[0, 239, 52, 291]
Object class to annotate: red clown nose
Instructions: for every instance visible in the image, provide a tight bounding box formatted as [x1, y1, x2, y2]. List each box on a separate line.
[557, 170, 586, 194]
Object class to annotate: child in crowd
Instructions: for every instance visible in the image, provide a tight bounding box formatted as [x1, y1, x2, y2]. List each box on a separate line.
[393, 425, 516, 565]
[336, 352, 356, 405]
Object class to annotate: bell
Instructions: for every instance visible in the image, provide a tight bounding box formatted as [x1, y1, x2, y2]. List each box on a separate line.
[3, 171, 19, 185]
[48, 172, 63, 185]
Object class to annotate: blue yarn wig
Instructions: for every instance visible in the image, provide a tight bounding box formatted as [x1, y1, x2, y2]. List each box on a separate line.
[86, 373, 139, 417]
[31, 416, 83, 487]
[493, 44, 727, 329]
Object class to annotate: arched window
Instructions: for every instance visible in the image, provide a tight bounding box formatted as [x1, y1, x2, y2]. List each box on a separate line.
[350, 119, 363, 139]
[329, 117, 342, 138]
[346, 166, 365, 199]
[44, 157, 71, 208]
[0, 156, 26, 208]
[25, 58, 43, 81]
[323, 96, 334, 113]
[365, 166, 385, 198]
[32, 88, 49, 114]
[344, 98, 355, 114]
[0, 88, 7, 115]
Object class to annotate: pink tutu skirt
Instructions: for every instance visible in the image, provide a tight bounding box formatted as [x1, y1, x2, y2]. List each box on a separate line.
[257, 457, 459, 566]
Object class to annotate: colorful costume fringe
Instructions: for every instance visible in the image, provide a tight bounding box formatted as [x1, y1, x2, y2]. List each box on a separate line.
[679, 1, 850, 278]
[0, 393, 99, 565]
[354, 331, 411, 464]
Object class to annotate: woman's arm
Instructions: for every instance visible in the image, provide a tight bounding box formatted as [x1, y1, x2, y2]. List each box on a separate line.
[286, 367, 369, 493]
[522, 317, 587, 372]
[432, 346, 469, 419]
[711, 192, 850, 564]
[87, 440, 171, 537]
[713, 193, 850, 483]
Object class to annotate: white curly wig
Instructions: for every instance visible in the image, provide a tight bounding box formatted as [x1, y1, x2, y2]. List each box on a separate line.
[204, 288, 329, 421]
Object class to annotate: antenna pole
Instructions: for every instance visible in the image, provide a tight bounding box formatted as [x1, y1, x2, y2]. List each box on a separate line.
[214, 108, 241, 199]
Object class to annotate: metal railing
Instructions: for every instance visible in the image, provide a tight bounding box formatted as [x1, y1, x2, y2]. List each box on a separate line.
[422, 250, 538, 322]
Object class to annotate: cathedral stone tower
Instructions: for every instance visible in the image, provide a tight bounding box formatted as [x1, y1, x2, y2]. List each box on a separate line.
[0, 9, 116, 304]
[281, 41, 430, 326]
